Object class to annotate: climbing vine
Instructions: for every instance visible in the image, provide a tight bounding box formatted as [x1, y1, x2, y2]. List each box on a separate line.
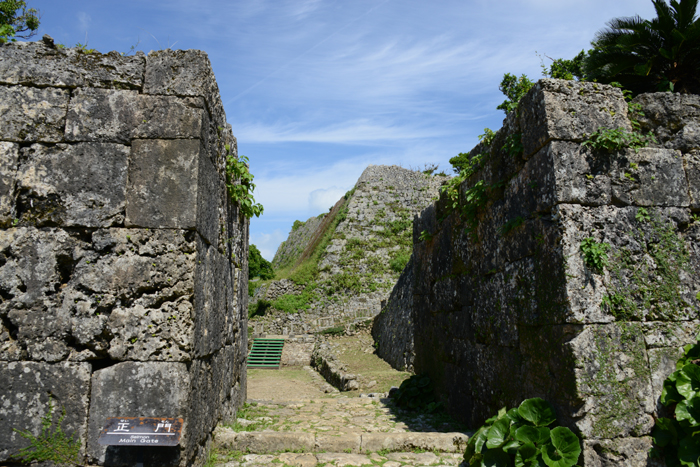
[225, 145, 263, 219]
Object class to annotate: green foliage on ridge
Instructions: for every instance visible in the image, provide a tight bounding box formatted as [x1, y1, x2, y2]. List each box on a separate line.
[249, 244, 274, 280]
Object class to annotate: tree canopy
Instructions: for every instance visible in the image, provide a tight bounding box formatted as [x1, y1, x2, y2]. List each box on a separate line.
[249, 244, 274, 280]
[0, 0, 39, 44]
[584, 0, 700, 94]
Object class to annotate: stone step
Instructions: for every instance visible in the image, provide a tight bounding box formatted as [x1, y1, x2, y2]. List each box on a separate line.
[214, 451, 465, 467]
[213, 427, 468, 454]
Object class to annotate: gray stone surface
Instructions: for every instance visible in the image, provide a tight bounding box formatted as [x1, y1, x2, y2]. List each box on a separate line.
[634, 92, 700, 151]
[583, 437, 661, 467]
[0, 142, 19, 227]
[125, 139, 202, 229]
[87, 361, 189, 465]
[65, 88, 205, 143]
[572, 323, 655, 439]
[0, 85, 69, 142]
[686, 150, 700, 209]
[16, 142, 128, 227]
[0, 38, 146, 89]
[371, 255, 415, 372]
[520, 79, 632, 157]
[0, 361, 91, 462]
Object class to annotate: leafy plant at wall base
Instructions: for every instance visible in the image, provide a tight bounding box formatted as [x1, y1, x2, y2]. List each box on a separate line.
[225, 146, 263, 219]
[580, 237, 609, 273]
[11, 398, 82, 466]
[464, 398, 581, 467]
[651, 336, 700, 467]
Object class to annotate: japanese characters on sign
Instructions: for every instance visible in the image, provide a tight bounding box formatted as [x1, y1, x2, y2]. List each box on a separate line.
[98, 417, 183, 447]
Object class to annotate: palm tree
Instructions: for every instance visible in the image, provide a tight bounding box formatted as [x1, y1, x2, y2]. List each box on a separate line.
[584, 0, 700, 94]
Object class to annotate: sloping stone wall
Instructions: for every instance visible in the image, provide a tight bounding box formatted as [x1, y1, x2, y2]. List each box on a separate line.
[375, 79, 700, 466]
[0, 37, 248, 467]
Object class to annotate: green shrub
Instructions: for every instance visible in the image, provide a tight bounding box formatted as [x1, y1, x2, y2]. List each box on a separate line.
[497, 73, 534, 115]
[272, 292, 311, 314]
[389, 253, 410, 274]
[317, 326, 345, 336]
[291, 220, 305, 231]
[249, 244, 274, 280]
[463, 398, 581, 467]
[651, 336, 700, 466]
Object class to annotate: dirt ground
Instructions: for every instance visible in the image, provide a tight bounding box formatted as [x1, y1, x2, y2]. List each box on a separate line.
[246, 367, 332, 401]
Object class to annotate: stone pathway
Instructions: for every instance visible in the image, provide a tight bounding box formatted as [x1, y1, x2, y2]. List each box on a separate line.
[212, 370, 470, 467]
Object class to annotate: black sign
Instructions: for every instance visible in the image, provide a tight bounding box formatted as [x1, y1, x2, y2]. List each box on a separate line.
[98, 417, 183, 447]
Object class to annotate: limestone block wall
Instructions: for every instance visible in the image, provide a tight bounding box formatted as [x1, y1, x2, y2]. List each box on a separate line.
[0, 37, 248, 466]
[377, 79, 700, 466]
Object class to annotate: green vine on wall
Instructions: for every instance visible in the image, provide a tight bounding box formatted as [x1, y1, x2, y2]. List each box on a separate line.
[225, 145, 263, 219]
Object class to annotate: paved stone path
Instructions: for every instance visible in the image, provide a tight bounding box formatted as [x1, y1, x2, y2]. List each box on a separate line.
[213, 389, 469, 466]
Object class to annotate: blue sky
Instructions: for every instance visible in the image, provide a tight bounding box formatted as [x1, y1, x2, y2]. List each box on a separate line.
[30, 0, 656, 260]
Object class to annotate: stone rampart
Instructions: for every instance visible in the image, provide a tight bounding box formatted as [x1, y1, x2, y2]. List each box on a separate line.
[0, 37, 248, 466]
[374, 79, 700, 466]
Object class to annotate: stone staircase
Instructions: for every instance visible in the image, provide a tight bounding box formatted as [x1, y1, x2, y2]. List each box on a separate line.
[212, 396, 469, 466]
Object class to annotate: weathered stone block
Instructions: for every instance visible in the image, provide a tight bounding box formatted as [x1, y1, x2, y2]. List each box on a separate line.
[87, 361, 189, 465]
[583, 437, 661, 467]
[196, 154, 221, 247]
[0, 361, 91, 462]
[610, 148, 689, 207]
[558, 204, 699, 324]
[571, 323, 654, 439]
[519, 80, 631, 157]
[16, 143, 128, 227]
[642, 320, 700, 348]
[65, 88, 205, 143]
[193, 237, 230, 358]
[685, 150, 700, 209]
[143, 49, 219, 105]
[0, 85, 69, 142]
[0, 142, 19, 227]
[633, 92, 700, 151]
[0, 39, 145, 89]
[126, 139, 202, 229]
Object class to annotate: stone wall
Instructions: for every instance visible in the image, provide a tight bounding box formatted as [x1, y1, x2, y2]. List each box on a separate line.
[375, 79, 700, 466]
[0, 37, 248, 466]
[371, 255, 415, 372]
[250, 165, 447, 337]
